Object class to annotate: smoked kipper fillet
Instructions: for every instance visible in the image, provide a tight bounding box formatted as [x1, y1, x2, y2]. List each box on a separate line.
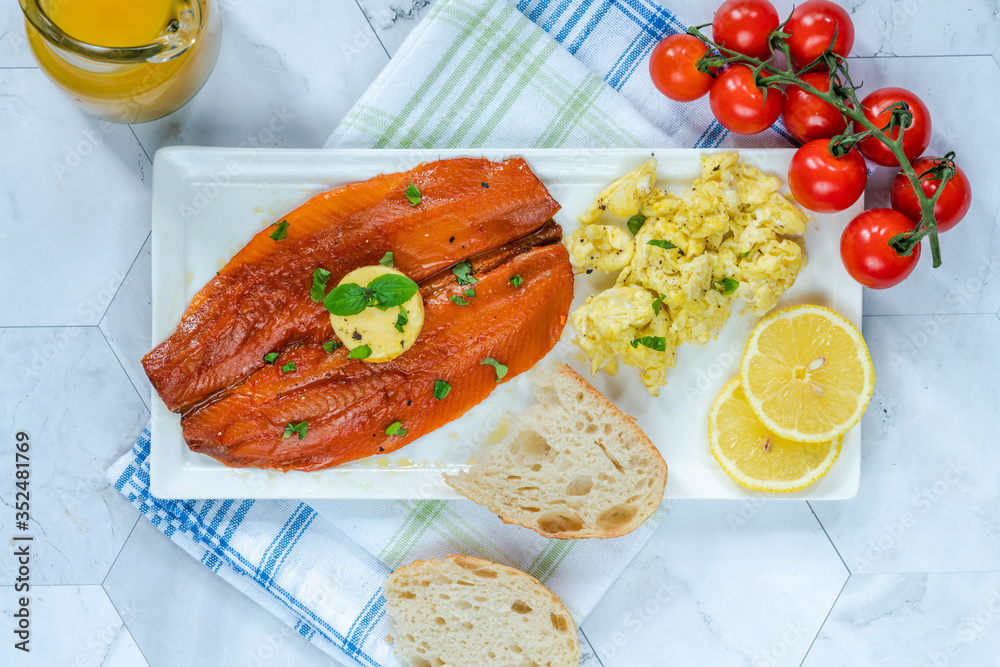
[143, 157, 560, 413]
[181, 224, 573, 471]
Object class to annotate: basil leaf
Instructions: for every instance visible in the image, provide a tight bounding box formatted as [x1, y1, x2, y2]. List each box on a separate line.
[324, 283, 369, 316]
[368, 273, 419, 309]
[405, 183, 421, 206]
[510, 274, 523, 288]
[281, 362, 296, 373]
[651, 294, 666, 316]
[394, 306, 408, 333]
[386, 421, 408, 437]
[379, 251, 394, 267]
[310, 267, 331, 303]
[647, 239, 677, 250]
[322, 340, 341, 353]
[450, 295, 470, 306]
[452, 260, 477, 285]
[263, 352, 279, 364]
[269, 220, 289, 241]
[627, 214, 646, 235]
[630, 336, 667, 352]
[433, 380, 451, 400]
[283, 421, 308, 440]
[712, 278, 739, 295]
[464, 288, 476, 298]
[348, 344, 372, 360]
[480, 357, 508, 382]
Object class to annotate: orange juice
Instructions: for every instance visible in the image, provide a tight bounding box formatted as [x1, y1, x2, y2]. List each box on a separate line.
[23, 0, 220, 122]
[47, 0, 175, 48]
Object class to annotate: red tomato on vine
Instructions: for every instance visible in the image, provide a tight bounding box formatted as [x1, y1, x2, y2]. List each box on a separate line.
[784, 0, 855, 66]
[711, 0, 780, 60]
[841, 209, 921, 289]
[890, 156, 971, 233]
[788, 140, 867, 213]
[857, 87, 932, 167]
[709, 65, 783, 135]
[649, 34, 715, 102]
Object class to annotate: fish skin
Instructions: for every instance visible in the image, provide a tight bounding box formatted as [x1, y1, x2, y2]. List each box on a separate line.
[143, 158, 560, 413]
[181, 233, 573, 471]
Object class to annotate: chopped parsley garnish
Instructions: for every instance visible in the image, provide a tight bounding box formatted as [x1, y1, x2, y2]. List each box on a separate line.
[452, 260, 477, 285]
[405, 183, 421, 206]
[651, 294, 666, 316]
[310, 267, 331, 303]
[510, 274, 523, 288]
[433, 380, 451, 400]
[627, 214, 646, 235]
[348, 344, 372, 360]
[712, 278, 739, 295]
[379, 251, 394, 267]
[322, 340, 342, 353]
[630, 336, 667, 352]
[269, 220, 289, 240]
[385, 421, 408, 437]
[263, 352, 279, 364]
[740, 249, 752, 258]
[480, 357, 508, 382]
[324, 274, 419, 316]
[281, 362, 296, 373]
[647, 239, 678, 250]
[464, 288, 476, 298]
[450, 295, 470, 306]
[283, 421, 308, 440]
[394, 306, 408, 333]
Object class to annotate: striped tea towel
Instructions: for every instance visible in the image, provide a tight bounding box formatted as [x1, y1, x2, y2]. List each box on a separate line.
[110, 1, 796, 666]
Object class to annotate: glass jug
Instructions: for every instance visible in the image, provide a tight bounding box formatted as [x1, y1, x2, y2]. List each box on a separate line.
[21, 0, 220, 123]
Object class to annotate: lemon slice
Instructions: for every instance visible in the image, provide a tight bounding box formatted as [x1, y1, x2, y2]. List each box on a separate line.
[709, 377, 842, 492]
[740, 304, 873, 443]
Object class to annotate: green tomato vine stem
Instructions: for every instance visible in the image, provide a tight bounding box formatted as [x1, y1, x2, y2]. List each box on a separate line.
[688, 24, 948, 268]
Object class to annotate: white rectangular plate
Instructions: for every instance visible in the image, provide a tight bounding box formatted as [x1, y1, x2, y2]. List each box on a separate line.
[149, 147, 862, 500]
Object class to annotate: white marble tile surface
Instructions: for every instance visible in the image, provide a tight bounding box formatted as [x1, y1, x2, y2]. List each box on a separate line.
[103, 519, 345, 667]
[356, 0, 435, 57]
[129, 1, 390, 153]
[582, 501, 848, 667]
[0, 0, 34, 68]
[3, 1, 1000, 666]
[664, 0, 1000, 56]
[0, 327, 146, 585]
[0, 69, 152, 327]
[100, 233, 153, 410]
[801, 573, 1000, 667]
[0, 585, 149, 666]
[812, 314, 1000, 574]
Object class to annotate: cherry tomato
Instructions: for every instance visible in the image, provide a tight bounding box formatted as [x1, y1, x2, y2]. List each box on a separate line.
[785, 0, 855, 67]
[781, 71, 851, 144]
[841, 209, 921, 289]
[890, 156, 972, 233]
[649, 34, 714, 102]
[857, 87, 932, 166]
[711, 0, 780, 60]
[709, 65, 783, 135]
[787, 140, 867, 213]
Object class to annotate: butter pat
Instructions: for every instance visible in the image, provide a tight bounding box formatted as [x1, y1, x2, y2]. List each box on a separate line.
[330, 265, 424, 363]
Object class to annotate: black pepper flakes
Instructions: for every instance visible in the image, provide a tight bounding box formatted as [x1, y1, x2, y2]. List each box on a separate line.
[406, 400, 412, 406]
[481, 182, 488, 188]
[449, 236, 455, 243]
[585, 269, 593, 275]
[378, 446, 384, 452]
[352, 330, 362, 341]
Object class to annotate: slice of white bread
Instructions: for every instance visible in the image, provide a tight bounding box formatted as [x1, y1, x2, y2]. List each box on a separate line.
[383, 554, 581, 667]
[445, 364, 667, 539]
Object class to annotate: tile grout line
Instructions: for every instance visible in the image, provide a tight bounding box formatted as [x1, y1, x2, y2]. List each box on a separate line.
[103, 582, 155, 667]
[579, 627, 607, 667]
[352, 0, 392, 60]
[807, 502, 851, 575]
[101, 513, 143, 588]
[98, 230, 151, 326]
[98, 325, 151, 412]
[128, 124, 153, 165]
[862, 312, 999, 318]
[797, 575, 850, 667]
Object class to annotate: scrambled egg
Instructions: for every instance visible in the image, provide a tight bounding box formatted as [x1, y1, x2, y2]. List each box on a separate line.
[567, 153, 808, 396]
